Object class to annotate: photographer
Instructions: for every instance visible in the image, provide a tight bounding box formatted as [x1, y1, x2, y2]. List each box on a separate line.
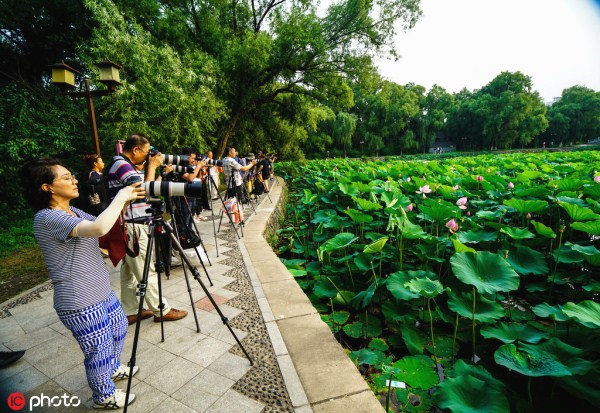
[180, 149, 208, 223]
[222, 147, 257, 205]
[106, 134, 188, 325]
[20, 158, 145, 409]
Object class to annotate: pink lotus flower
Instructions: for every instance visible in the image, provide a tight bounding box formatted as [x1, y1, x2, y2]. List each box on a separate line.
[595, 175, 600, 183]
[416, 185, 432, 196]
[456, 197, 468, 210]
[477, 175, 483, 182]
[406, 204, 414, 212]
[508, 182, 514, 189]
[446, 219, 459, 233]
[452, 185, 460, 190]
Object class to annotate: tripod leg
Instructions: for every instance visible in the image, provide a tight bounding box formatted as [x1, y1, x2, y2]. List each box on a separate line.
[181, 196, 213, 267]
[161, 220, 254, 365]
[153, 224, 167, 343]
[124, 223, 156, 412]
[207, 176, 219, 257]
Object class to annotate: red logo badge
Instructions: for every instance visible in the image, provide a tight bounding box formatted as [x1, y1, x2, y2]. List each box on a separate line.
[7, 392, 26, 411]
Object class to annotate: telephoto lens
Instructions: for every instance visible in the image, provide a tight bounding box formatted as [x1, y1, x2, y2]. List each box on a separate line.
[201, 157, 223, 167]
[172, 165, 195, 174]
[143, 181, 203, 198]
[163, 154, 190, 166]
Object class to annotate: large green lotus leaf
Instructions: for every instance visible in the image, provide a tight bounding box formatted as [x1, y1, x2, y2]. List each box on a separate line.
[288, 268, 307, 278]
[555, 178, 584, 191]
[560, 202, 600, 221]
[555, 196, 588, 207]
[404, 277, 444, 298]
[530, 220, 557, 238]
[419, 203, 456, 223]
[369, 338, 389, 352]
[552, 246, 584, 264]
[352, 196, 382, 211]
[318, 232, 358, 261]
[458, 230, 498, 243]
[451, 239, 477, 253]
[500, 227, 536, 240]
[447, 292, 505, 323]
[503, 198, 548, 214]
[450, 252, 520, 294]
[494, 344, 572, 377]
[436, 374, 509, 413]
[396, 217, 427, 239]
[353, 253, 373, 272]
[571, 220, 600, 235]
[401, 326, 426, 355]
[392, 355, 439, 390]
[354, 182, 373, 193]
[562, 301, 600, 328]
[350, 348, 385, 366]
[338, 181, 359, 196]
[332, 290, 355, 306]
[565, 242, 600, 266]
[302, 189, 317, 204]
[387, 271, 433, 301]
[476, 210, 503, 220]
[514, 187, 552, 197]
[516, 170, 543, 181]
[425, 335, 458, 359]
[363, 236, 388, 254]
[480, 323, 550, 344]
[448, 359, 505, 389]
[343, 318, 382, 338]
[583, 184, 600, 200]
[345, 208, 373, 224]
[313, 277, 340, 299]
[520, 338, 595, 375]
[506, 245, 549, 275]
[531, 303, 570, 321]
[556, 376, 600, 408]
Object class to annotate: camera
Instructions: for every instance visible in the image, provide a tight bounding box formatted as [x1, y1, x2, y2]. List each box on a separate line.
[200, 155, 223, 167]
[149, 148, 190, 166]
[171, 165, 195, 174]
[143, 181, 203, 198]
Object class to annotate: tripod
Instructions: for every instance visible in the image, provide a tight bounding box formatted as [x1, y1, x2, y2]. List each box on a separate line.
[205, 173, 241, 249]
[123, 201, 254, 411]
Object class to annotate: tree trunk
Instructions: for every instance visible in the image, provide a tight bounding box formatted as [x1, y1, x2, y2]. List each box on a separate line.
[215, 108, 244, 158]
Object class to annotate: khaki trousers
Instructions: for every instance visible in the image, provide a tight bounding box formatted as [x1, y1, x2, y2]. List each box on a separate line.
[120, 223, 172, 317]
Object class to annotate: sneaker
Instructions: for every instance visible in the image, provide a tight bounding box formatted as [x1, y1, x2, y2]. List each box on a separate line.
[94, 389, 136, 409]
[111, 364, 139, 382]
[154, 308, 188, 322]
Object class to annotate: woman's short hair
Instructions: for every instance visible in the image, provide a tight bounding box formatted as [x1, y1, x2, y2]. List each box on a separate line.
[20, 158, 62, 211]
[123, 134, 149, 151]
[82, 154, 99, 169]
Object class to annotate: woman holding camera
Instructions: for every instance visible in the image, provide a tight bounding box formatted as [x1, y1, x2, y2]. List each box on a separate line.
[20, 158, 145, 409]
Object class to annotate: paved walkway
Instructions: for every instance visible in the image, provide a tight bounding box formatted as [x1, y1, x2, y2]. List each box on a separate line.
[0, 179, 383, 413]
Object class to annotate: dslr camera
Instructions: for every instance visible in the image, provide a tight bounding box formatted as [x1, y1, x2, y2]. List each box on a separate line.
[149, 148, 190, 166]
[200, 155, 223, 167]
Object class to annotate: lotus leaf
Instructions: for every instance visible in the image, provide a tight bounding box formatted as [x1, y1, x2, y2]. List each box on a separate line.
[447, 292, 505, 322]
[369, 338, 389, 352]
[405, 277, 444, 298]
[458, 230, 498, 243]
[531, 303, 570, 321]
[476, 210, 503, 220]
[494, 343, 572, 377]
[419, 203, 456, 223]
[556, 376, 600, 408]
[332, 290, 355, 305]
[352, 196, 382, 211]
[450, 252, 520, 294]
[425, 335, 458, 359]
[451, 239, 477, 253]
[520, 338, 595, 375]
[480, 323, 550, 343]
[354, 182, 373, 193]
[514, 187, 551, 197]
[571, 220, 600, 235]
[500, 227, 535, 240]
[503, 198, 548, 214]
[353, 253, 373, 271]
[556, 196, 588, 207]
[338, 181, 359, 196]
[343, 317, 382, 338]
[560, 202, 600, 221]
[530, 220, 556, 238]
[401, 326, 427, 354]
[555, 178, 583, 191]
[345, 208, 373, 224]
[583, 184, 600, 199]
[350, 348, 385, 366]
[318, 232, 358, 261]
[350, 280, 380, 309]
[562, 301, 600, 328]
[552, 246, 584, 264]
[313, 277, 339, 299]
[387, 271, 435, 301]
[506, 245, 549, 275]
[363, 236, 388, 254]
[288, 268, 307, 278]
[436, 374, 509, 413]
[392, 355, 439, 390]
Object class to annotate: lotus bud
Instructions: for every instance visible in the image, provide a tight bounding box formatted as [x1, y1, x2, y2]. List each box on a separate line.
[559, 225, 565, 233]
[526, 213, 532, 220]
[477, 175, 483, 182]
[445, 218, 459, 233]
[406, 204, 414, 212]
[456, 197, 468, 210]
[508, 182, 514, 189]
[594, 175, 600, 183]
[406, 177, 411, 182]
[452, 185, 459, 190]
[467, 211, 471, 216]
[487, 168, 491, 172]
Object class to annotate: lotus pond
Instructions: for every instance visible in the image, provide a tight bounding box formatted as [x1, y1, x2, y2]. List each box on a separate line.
[275, 151, 600, 413]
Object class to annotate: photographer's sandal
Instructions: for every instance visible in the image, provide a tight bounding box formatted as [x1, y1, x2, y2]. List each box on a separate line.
[111, 364, 139, 382]
[93, 390, 136, 409]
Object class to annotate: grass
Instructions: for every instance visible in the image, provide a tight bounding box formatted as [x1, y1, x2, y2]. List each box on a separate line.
[0, 212, 49, 303]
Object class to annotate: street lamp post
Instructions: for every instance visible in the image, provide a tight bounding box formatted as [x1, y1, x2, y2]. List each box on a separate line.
[49, 60, 122, 157]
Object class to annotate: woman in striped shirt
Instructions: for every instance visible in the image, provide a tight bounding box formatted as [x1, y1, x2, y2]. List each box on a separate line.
[20, 158, 145, 409]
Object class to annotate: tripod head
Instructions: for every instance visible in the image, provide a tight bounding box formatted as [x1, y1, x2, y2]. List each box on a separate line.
[146, 199, 166, 221]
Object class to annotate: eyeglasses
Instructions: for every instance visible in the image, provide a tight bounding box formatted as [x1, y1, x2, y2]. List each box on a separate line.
[136, 147, 151, 155]
[55, 173, 77, 183]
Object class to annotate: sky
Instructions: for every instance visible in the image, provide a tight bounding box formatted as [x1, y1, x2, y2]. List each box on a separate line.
[376, 0, 600, 102]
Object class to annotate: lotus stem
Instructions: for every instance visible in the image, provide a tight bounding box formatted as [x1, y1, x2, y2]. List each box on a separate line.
[548, 229, 564, 301]
[345, 260, 355, 289]
[385, 372, 393, 412]
[428, 298, 437, 362]
[472, 287, 477, 363]
[452, 313, 459, 363]
[527, 377, 533, 406]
